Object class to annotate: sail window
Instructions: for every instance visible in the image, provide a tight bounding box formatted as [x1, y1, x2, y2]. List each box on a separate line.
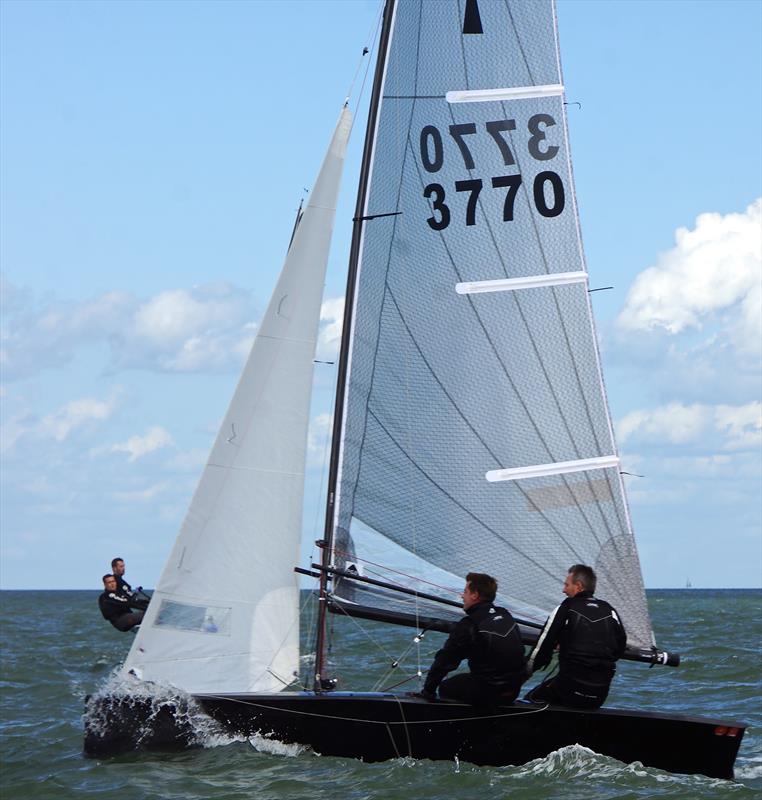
[486, 455, 620, 483]
[154, 599, 232, 636]
[455, 271, 587, 295]
[446, 84, 564, 104]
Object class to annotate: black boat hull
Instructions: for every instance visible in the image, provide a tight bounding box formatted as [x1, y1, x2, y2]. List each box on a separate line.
[84, 691, 745, 780]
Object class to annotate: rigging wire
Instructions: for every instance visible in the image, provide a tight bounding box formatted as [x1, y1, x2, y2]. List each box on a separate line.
[371, 629, 427, 692]
[316, 1, 385, 684]
[267, 584, 319, 691]
[330, 547, 462, 597]
[329, 597, 403, 668]
[345, 1, 385, 105]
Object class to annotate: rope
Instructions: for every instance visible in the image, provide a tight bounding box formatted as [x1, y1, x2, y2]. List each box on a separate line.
[392, 695, 413, 757]
[370, 630, 426, 692]
[331, 547, 461, 597]
[199, 693, 551, 726]
[381, 673, 423, 692]
[350, 2, 385, 104]
[329, 595, 399, 666]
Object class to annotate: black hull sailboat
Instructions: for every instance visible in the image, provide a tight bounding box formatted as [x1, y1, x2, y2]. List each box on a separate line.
[85, 0, 747, 780]
[84, 691, 745, 780]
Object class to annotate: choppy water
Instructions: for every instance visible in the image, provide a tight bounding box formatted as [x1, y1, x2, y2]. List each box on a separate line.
[1, 589, 760, 799]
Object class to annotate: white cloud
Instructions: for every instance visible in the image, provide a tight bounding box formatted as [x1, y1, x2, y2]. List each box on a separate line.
[1, 282, 348, 380]
[307, 412, 333, 467]
[617, 401, 762, 452]
[617, 199, 761, 352]
[39, 395, 119, 442]
[131, 285, 252, 358]
[317, 297, 344, 361]
[714, 403, 762, 451]
[2, 391, 122, 453]
[111, 426, 173, 461]
[164, 448, 208, 473]
[0, 280, 256, 379]
[0, 413, 30, 454]
[112, 482, 170, 503]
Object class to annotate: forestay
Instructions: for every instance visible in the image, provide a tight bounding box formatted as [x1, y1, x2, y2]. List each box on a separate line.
[124, 108, 353, 693]
[330, 0, 654, 649]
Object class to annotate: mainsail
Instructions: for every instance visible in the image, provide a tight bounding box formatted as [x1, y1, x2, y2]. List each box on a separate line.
[327, 0, 654, 650]
[124, 107, 352, 693]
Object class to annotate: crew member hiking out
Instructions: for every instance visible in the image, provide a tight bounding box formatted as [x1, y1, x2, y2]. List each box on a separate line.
[111, 557, 149, 610]
[417, 572, 526, 705]
[525, 564, 627, 709]
[98, 574, 145, 632]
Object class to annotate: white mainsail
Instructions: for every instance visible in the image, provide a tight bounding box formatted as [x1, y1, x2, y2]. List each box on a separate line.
[124, 107, 352, 694]
[328, 0, 655, 651]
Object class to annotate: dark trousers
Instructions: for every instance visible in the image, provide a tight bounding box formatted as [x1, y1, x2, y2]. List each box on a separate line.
[110, 610, 144, 632]
[439, 673, 521, 706]
[525, 672, 610, 709]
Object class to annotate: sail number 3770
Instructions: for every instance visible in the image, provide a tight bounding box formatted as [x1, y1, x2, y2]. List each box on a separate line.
[420, 115, 565, 230]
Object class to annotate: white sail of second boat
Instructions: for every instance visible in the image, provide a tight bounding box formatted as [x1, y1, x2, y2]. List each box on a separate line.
[123, 107, 352, 694]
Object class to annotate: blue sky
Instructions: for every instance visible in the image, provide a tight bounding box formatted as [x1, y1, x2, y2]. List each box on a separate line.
[1, 0, 760, 590]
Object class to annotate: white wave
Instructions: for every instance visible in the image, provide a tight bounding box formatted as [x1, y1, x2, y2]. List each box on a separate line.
[516, 744, 612, 778]
[201, 730, 249, 749]
[510, 744, 742, 790]
[249, 732, 309, 757]
[735, 758, 762, 780]
[298, 652, 336, 668]
[85, 668, 229, 748]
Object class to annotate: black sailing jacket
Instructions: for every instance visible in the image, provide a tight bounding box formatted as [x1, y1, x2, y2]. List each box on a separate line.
[528, 590, 627, 681]
[98, 590, 140, 623]
[424, 601, 526, 694]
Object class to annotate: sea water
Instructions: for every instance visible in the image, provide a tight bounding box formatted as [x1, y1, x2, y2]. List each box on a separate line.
[1, 589, 760, 799]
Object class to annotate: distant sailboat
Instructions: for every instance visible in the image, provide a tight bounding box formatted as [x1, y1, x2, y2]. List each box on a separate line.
[85, 0, 745, 779]
[686, 578, 693, 589]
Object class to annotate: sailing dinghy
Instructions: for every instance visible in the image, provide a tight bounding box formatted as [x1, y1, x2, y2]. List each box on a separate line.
[85, 0, 746, 779]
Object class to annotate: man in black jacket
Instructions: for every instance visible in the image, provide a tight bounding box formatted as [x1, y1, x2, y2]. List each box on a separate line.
[98, 574, 145, 632]
[420, 572, 526, 705]
[525, 564, 627, 708]
[111, 557, 149, 610]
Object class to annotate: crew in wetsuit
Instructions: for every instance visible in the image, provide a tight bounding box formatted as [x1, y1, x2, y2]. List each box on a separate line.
[99, 574, 145, 632]
[525, 564, 627, 709]
[111, 557, 149, 610]
[419, 572, 527, 705]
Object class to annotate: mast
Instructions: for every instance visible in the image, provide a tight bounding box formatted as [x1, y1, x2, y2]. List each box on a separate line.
[313, 0, 397, 692]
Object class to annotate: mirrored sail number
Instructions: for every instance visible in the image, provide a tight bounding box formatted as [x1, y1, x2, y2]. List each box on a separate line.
[420, 115, 564, 230]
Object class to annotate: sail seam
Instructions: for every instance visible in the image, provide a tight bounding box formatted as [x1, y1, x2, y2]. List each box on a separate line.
[503, 0, 535, 84]
[329, 0, 401, 551]
[365, 407, 563, 580]
[548, 0, 644, 619]
[343, 0, 424, 530]
[407, 133, 608, 558]
[480, 92, 624, 563]
[257, 335, 318, 345]
[205, 463, 304, 476]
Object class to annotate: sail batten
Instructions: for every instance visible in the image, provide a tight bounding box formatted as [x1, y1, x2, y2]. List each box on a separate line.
[456, 271, 587, 294]
[446, 84, 564, 103]
[486, 455, 621, 483]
